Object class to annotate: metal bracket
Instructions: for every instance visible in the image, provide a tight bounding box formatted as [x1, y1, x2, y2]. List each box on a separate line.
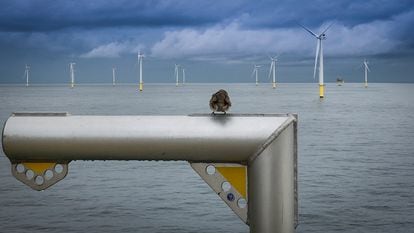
[11, 162, 69, 191]
[190, 162, 248, 224]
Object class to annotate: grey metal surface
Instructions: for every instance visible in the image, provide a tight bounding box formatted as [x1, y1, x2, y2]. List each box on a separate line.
[2, 113, 290, 162]
[248, 123, 295, 233]
[11, 162, 69, 191]
[2, 112, 298, 233]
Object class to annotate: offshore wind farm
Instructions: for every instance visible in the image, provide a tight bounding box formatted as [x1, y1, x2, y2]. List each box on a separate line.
[1, 1, 414, 233]
[13, 22, 377, 99]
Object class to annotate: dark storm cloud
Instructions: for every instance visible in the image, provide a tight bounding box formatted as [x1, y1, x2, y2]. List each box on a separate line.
[0, 0, 414, 83]
[238, 0, 414, 28]
[0, 0, 245, 32]
[1, 0, 413, 32]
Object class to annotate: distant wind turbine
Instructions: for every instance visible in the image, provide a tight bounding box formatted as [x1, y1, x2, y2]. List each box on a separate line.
[25, 64, 30, 87]
[363, 59, 370, 88]
[182, 67, 186, 85]
[268, 55, 278, 89]
[138, 51, 144, 91]
[174, 64, 180, 87]
[112, 66, 116, 87]
[69, 62, 75, 88]
[251, 65, 261, 86]
[300, 23, 333, 98]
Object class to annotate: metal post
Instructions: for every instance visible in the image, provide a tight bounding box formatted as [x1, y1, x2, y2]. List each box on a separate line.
[248, 123, 295, 233]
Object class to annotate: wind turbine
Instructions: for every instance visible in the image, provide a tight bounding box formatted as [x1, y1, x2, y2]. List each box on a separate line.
[268, 55, 278, 89]
[363, 59, 370, 88]
[174, 64, 180, 86]
[182, 67, 186, 85]
[25, 64, 30, 87]
[112, 66, 116, 87]
[251, 65, 261, 86]
[300, 23, 333, 98]
[138, 51, 144, 91]
[69, 62, 75, 88]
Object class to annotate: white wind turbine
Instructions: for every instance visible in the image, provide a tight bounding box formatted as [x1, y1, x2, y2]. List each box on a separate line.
[138, 51, 144, 91]
[268, 55, 278, 89]
[174, 64, 180, 86]
[251, 65, 261, 86]
[112, 66, 116, 87]
[363, 59, 370, 88]
[182, 67, 186, 85]
[69, 62, 75, 88]
[300, 23, 333, 98]
[25, 64, 30, 87]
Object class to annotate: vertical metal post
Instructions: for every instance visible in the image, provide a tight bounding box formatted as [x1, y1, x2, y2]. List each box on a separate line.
[248, 124, 295, 233]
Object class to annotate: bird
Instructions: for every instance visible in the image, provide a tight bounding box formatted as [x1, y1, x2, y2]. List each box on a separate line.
[209, 89, 231, 114]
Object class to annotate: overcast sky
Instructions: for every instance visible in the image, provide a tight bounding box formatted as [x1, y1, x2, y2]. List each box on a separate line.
[1, 0, 413, 84]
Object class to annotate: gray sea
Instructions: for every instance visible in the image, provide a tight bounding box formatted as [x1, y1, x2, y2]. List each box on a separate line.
[0, 83, 413, 233]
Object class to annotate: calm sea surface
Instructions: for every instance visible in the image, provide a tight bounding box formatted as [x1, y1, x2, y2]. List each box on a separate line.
[0, 83, 413, 233]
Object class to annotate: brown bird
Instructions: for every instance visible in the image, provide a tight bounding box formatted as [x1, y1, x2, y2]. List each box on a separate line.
[209, 89, 231, 114]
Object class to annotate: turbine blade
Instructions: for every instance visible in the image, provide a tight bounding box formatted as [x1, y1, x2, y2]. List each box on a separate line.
[268, 62, 274, 81]
[313, 40, 320, 79]
[366, 64, 371, 72]
[251, 69, 256, 79]
[298, 23, 318, 38]
[321, 22, 334, 35]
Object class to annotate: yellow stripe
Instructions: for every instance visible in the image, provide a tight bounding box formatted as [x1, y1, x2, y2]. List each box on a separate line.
[319, 84, 324, 98]
[216, 166, 247, 198]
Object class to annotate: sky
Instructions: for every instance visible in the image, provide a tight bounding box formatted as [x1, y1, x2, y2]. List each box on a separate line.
[0, 0, 413, 84]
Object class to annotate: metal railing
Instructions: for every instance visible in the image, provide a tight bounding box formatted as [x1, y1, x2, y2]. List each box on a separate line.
[2, 113, 298, 233]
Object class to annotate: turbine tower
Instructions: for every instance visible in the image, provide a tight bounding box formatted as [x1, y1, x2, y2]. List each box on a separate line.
[363, 59, 370, 88]
[112, 66, 116, 87]
[174, 64, 180, 87]
[25, 64, 30, 87]
[182, 67, 186, 85]
[251, 65, 261, 86]
[300, 23, 333, 98]
[69, 62, 75, 88]
[138, 51, 144, 91]
[268, 56, 278, 89]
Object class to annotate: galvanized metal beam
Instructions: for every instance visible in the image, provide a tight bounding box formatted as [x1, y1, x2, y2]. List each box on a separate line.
[2, 112, 298, 233]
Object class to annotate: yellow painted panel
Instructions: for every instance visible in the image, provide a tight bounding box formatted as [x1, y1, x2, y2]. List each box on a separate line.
[216, 166, 247, 198]
[319, 84, 325, 98]
[23, 162, 56, 175]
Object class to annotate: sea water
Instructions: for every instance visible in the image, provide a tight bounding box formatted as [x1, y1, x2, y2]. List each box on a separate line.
[0, 83, 413, 233]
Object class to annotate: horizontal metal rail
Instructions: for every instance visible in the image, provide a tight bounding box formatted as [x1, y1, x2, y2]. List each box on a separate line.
[3, 113, 290, 162]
